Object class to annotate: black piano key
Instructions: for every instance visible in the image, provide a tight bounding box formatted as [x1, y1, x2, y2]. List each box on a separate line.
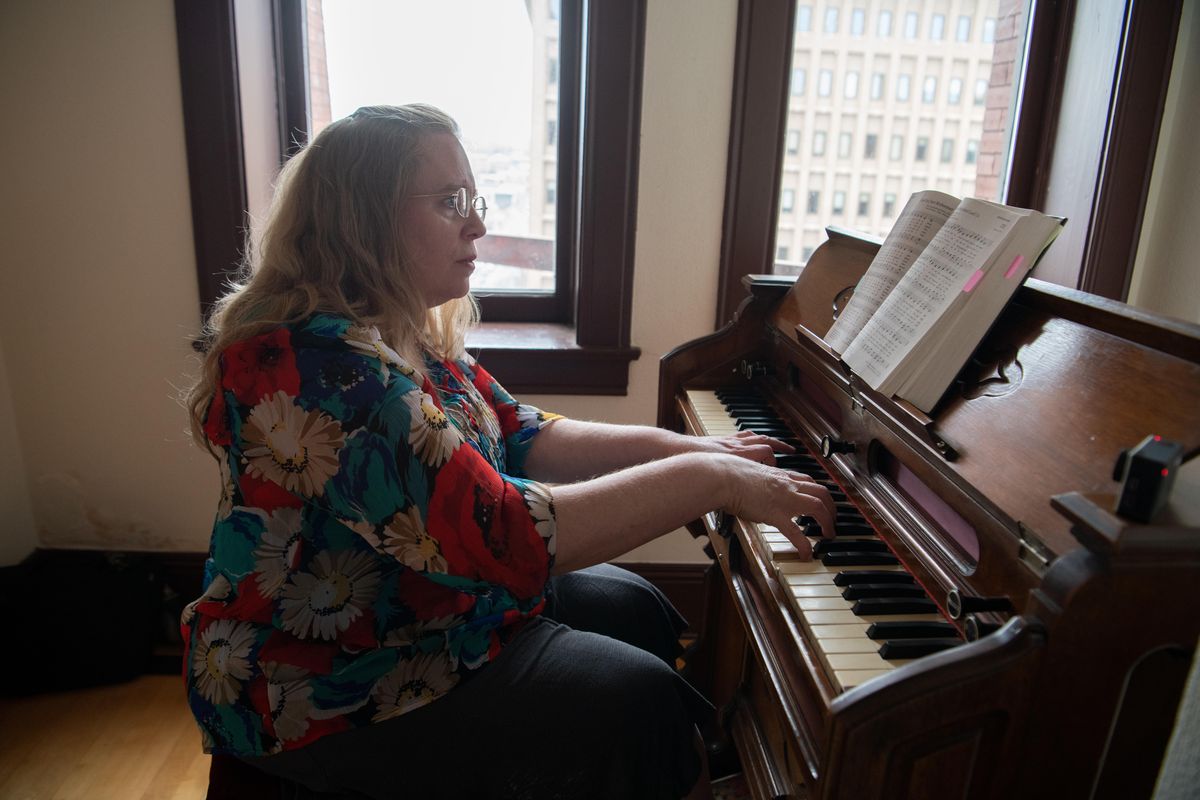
[822, 551, 900, 567]
[812, 538, 890, 557]
[878, 638, 962, 659]
[852, 597, 939, 615]
[867, 621, 959, 639]
[841, 583, 928, 601]
[833, 570, 916, 586]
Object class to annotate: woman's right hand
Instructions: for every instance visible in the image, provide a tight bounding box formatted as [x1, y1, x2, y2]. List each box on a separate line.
[714, 454, 837, 558]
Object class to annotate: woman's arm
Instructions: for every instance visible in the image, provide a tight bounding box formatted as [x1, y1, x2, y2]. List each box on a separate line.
[549, 451, 835, 574]
[524, 418, 794, 483]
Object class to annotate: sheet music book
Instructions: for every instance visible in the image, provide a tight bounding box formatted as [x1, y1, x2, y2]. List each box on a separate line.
[824, 190, 1064, 413]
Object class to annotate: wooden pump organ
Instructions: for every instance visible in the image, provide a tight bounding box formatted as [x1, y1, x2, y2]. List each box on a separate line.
[657, 229, 1200, 799]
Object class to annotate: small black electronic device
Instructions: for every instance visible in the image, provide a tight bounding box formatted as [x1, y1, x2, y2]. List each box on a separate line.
[1111, 435, 1185, 523]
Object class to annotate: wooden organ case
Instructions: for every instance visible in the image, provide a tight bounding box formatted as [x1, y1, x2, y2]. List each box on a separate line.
[657, 229, 1200, 800]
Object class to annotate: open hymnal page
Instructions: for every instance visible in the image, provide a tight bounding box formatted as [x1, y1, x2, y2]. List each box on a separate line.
[840, 198, 1025, 394]
[823, 190, 960, 353]
[894, 210, 1063, 411]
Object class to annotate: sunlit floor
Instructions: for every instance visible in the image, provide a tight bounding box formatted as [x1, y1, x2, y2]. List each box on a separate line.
[0, 675, 209, 800]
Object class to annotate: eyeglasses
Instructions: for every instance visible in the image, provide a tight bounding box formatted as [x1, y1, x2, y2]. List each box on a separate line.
[410, 187, 488, 222]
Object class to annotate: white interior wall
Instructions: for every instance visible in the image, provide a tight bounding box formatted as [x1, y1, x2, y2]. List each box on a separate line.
[1130, 0, 1200, 325]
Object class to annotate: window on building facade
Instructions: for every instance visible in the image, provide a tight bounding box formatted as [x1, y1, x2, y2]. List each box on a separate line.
[832, 190, 846, 214]
[838, 132, 852, 158]
[949, 77, 963, 104]
[864, 133, 877, 159]
[807, 190, 821, 213]
[870, 73, 885, 100]
[857, 192, 870, 215]
[941, 138, 954, 162]
[791, 67, 807, 96]
[904, 12, 919, 39]
[845, 72, 859, 99]
[781, 188, 795, 212]
[966, 139, 979, 164]
[787, 129, 801, 154]
[878, 10, 893, 37]
[897, 74, 911, 101]
[796, 5, 812, 33]
[915, 136, 929, 161]
[957, 15, 972, 42]
[883, 192, 897, 216]
[930, 14, 945, 40]
[824, 7, 839, 34]
[813, 131, 827, 156]
[889, 134, 903, 160]
[819, 69, 833, 97]
[851, 9, 865, 37]
[922, 76, 937, 103]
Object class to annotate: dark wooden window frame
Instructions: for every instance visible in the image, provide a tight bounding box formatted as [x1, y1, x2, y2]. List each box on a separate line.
[715, 0, 1183, 325]
[175, 0, 645, 395]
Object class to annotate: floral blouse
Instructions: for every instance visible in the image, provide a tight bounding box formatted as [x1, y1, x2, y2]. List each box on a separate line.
[182, 314, 560, 757]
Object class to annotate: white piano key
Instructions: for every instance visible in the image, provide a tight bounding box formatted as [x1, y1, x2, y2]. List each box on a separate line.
[836, 669, 893, 688]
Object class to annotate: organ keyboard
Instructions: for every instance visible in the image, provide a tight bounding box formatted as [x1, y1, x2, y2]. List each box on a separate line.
[658, 229, 1200, 800]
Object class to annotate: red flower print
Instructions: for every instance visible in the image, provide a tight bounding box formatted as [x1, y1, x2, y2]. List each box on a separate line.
[396, 569, 476, 619]
[426, 448, 550, 599]
[222, 328, 301, 406]
[239, 472, 303, 512]
[204, 389, 232, 446]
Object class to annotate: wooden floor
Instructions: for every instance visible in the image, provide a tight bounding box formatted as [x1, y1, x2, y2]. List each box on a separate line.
[0, 675, 209, 800]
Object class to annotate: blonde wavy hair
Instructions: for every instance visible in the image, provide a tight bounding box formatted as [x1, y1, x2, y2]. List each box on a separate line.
[187, 104, 478, 451]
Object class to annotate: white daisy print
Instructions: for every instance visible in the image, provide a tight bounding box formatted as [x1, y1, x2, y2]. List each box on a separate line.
[370, 651, 459, 722]
[382, 614, 459, 649]
[280, 550, 382, 641]
[354, 507, 447, 573]
[524, 480, 557, 556]
[343, 325, 417, 384]
[254, 507, 304, 598]
[181, 573, 233, 626]
[242, 391, 344, 497]
[404, 389, 460, 467]
[268, 677, 313, 742]
[192, 618, 256, 705]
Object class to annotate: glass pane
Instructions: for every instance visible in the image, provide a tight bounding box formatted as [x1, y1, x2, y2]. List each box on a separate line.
[306, 0, 557, 294]
[774, 0, 1025, 275]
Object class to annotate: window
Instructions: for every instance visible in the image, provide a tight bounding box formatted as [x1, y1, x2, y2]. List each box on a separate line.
[877, 10, 892, 37]
[949, 77, 963, 105]
[883, 192, 896, 217]
[786, 129, 801, 154]
[791, 67, 807, 96]
[796, 5, 812, 33]
[870, 73, 885, 100]
[889, 134, 903, 160]
[818, 69, 833, 97]
[857, 192, 870, 215]
[851, 9, 865, 37]
[844, 72, 859, 99]
[838, 132, 852, 158]
[824, 7, 839, 33]
[974, 78, 988, 105]
[904, 12, 919, 39]
[777, 245, 790, 260]
[983, 17, 996, 43]
[807, 190, 821, 213]
[781, 188, 795, 212]
[930, 14, 945, 40]
[897, 74, 911, 102]
[547, 119, 558, 147]
[966, 139, 979, 164]
[864, 133, 877, 159]
[922, 76, 937, 104]
[832, 190, 846, 214]
[915, 136, 928, 161]
[177, 0, 645, 393]
[813, 131, 827, 156]
[548, 56, 558, 85]
[940, 138, 954, 162]
[957, 15, 972, 42]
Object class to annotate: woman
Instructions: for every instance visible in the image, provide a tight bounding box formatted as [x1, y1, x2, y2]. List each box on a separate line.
[184, 104, 835, 799]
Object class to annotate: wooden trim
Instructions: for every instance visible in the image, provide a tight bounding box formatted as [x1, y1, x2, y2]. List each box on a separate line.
[272, 0, 310, 159]
[575, 0, 647, 350]
[1078, 0, 1183, 301]
[716, 0, 795, 328]
[174, 0, 247, 315]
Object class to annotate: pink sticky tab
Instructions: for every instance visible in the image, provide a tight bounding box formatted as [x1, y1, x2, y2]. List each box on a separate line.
[1004, 254, 1026, 279]
[962, 270, 985, 293]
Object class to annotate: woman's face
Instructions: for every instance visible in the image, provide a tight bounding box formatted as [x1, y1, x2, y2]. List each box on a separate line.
[399, 132, 487, 308]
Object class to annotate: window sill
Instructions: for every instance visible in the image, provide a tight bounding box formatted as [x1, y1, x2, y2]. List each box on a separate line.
[467, 322, 640, 395]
